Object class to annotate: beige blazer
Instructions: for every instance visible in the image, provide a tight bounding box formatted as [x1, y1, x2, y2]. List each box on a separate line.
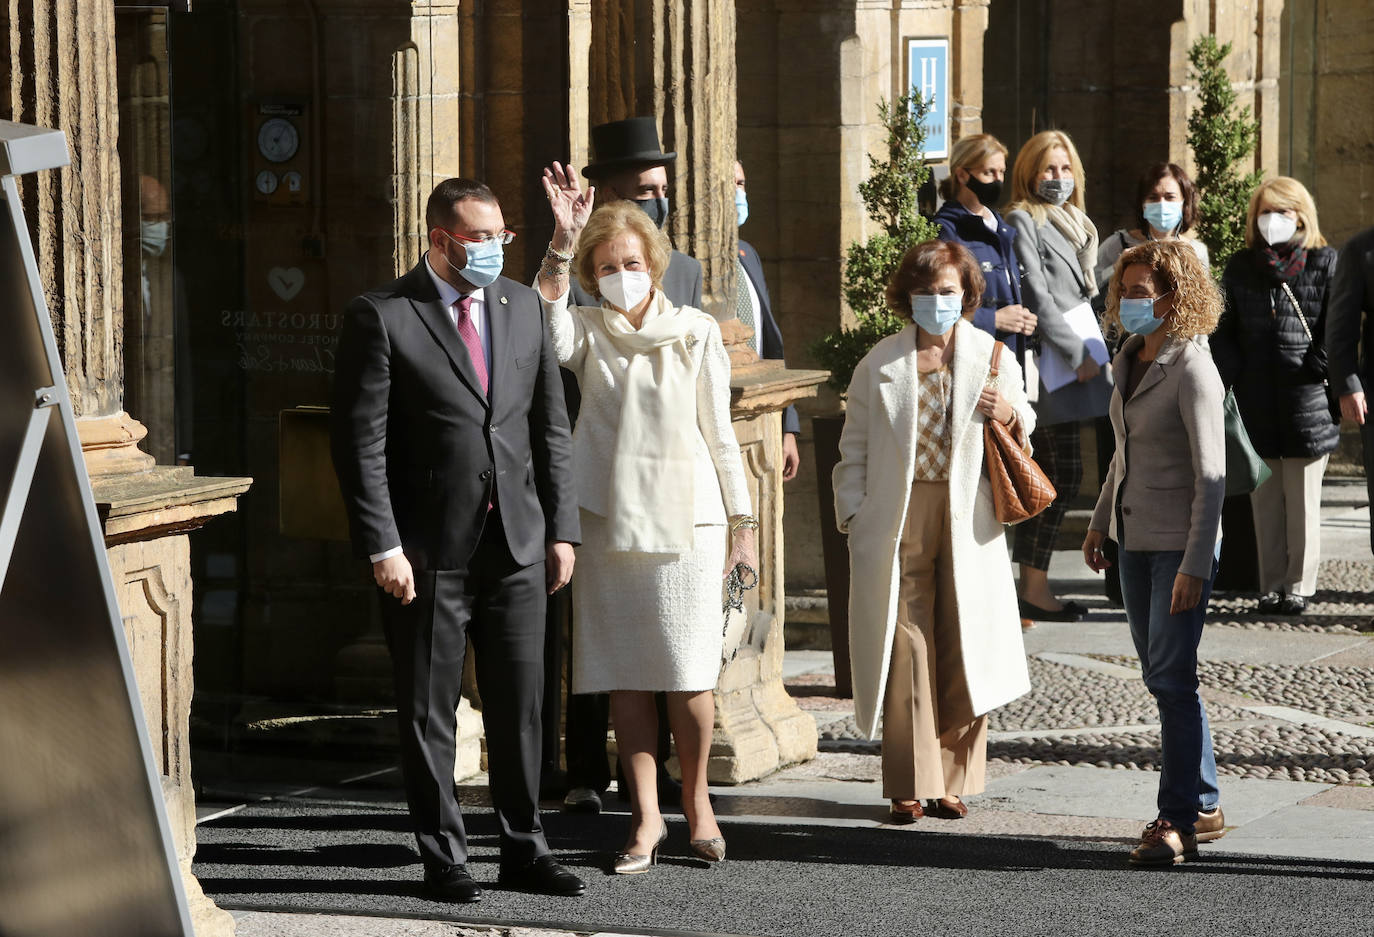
[833, 320, 1034, 739]
[1089, 333, 1225, 579]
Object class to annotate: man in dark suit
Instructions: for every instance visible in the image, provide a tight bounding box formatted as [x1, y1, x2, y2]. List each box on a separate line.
[1327, 224, 1374, 553]
[331, 178, 585, 902]
[558, 117, 703, 815]
[734, 159, 801, 479]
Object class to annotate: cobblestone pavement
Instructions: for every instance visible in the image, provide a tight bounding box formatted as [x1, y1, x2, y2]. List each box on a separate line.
[802, 551, 1374, 787]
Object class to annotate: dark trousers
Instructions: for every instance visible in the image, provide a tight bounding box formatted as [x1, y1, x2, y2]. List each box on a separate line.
[381, 515, 548, 869]
[1363, 420, 1374, 556]
[1013, 421, 1084, 570]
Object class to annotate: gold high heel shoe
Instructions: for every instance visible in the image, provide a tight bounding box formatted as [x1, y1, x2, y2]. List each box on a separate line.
[689, 836, 726, 862]
[613, 821, 668, 875]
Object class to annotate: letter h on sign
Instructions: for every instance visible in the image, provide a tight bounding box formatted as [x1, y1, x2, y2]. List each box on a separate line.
[906, 38, 949, 160]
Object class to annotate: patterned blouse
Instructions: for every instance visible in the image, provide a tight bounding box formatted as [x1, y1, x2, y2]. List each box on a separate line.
[913, 365, 953, 481]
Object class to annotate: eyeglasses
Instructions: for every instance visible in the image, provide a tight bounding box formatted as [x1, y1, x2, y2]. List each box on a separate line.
[438, 228, 517, 246]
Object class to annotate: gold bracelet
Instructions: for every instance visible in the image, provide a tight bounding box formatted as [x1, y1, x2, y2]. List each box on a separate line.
[729, 515, 759, 532]
[545, 242, 574, 262]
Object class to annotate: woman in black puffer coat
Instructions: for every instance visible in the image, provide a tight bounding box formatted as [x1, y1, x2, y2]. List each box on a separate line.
[1212, 177, 1338, 615]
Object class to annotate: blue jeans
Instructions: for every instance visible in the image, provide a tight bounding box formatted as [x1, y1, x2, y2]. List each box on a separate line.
[1118, 548, 1220, 831]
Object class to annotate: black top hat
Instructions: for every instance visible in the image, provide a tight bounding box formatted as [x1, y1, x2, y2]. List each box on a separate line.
[583, 116, 676, 179]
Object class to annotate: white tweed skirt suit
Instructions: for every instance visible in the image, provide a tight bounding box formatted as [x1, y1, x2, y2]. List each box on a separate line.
[543, 288, 752, 692]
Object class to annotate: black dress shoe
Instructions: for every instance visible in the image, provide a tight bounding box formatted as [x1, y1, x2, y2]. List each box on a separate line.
[498, 854, 586, 897]
[1061, 599, 1088, 616]
[423, 863, 482, 903]
[1257, 591, 1284, 613]
[1017, 598, 1081, 622]
[1279, 594, 1308, 614]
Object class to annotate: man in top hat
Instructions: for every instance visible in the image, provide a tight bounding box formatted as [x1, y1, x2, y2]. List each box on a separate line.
[570, 115, 703, 308]
[556, 116, 703, 815]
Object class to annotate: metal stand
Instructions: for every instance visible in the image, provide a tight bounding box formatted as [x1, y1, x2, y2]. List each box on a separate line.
[0, 120, 192, 937]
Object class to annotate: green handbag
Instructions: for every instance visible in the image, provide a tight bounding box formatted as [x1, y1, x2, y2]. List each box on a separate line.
[1223, 389, 1271, 496]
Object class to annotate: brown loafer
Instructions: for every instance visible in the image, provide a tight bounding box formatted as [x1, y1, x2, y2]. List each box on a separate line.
[1128, 819, 1197, 866]
[1194, 807, 1226, 843]
[925, 798, 968, 820]
[888, 799, 924, 823]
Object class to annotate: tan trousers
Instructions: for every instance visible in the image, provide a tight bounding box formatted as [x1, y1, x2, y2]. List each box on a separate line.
[882, 480, 988, 801]
[1250, 454, 1328, 597]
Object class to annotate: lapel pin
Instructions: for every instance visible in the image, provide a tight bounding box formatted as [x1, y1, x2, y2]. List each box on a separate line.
[499, 296, 509, 305]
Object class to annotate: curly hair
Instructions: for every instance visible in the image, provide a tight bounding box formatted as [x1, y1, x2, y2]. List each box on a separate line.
[1103, 239, 1221, 339]
[884, 240, 985, 322]
[574, 201, 672, 299]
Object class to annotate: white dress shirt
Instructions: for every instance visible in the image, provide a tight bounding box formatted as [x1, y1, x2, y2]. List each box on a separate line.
[370, 253, 493, 564]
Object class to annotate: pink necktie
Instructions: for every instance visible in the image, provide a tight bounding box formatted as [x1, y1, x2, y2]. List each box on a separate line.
[455, 295, 488, 396]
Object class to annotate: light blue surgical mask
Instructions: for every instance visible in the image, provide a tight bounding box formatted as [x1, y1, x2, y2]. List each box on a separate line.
[1118, 291, 1172, 335]
[1037, 178, 1075, 206]
[910, 292, 964, 335]
[632, 196, 670, 230]
[140, 220, 170, 257]
[735, 188, 749, 227]
[1143, 200, 1183, 234]
[441, 231, 505, 288]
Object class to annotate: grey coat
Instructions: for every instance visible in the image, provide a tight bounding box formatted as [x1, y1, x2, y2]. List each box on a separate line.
[1007, 209, 1114, 426]
[1089, 333, 1225, 580]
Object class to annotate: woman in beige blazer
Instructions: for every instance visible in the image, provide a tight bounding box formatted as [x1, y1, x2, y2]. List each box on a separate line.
[536, 166, 756, 874]
[1083, 239, 1225, 867]
[834, 240, 1034, 823]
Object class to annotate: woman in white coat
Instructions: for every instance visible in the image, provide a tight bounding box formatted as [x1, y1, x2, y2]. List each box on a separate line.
[834, 240, 1033, 822]
[536, 165, 757, 873]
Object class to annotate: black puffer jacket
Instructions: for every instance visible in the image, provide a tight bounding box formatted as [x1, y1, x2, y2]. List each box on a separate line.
[1212, 246, 1339, 458]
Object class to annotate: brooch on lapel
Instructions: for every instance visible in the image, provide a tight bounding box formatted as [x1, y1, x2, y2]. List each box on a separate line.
[685, 332, 699, 350]
[499, 296, 509, 305]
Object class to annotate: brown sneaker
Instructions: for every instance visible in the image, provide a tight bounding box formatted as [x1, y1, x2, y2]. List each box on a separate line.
[1194, 807, 1226, 843]
[1128, 819, 1197, 866]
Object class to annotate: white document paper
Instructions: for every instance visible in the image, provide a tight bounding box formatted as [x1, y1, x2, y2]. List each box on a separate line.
[1036, 302, 1109, 393]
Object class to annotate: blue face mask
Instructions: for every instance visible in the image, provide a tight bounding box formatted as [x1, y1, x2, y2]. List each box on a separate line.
[441, 231, 505, 288]
[1143, 200, 1183, 234]
[735, 188, 749, 227]
[632, 196, 670, 229]
[1118, 292, 1172, 335]
[910, 293, 964, 335]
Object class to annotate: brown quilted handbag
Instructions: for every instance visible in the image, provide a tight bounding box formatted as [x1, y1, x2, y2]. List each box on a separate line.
[983, 342, 1056, 524]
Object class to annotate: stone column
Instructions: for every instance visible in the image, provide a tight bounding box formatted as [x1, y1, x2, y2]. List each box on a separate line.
[1, 0, 154, 477]
[3, 3, 248, 934]
[584, 0, 739, 318]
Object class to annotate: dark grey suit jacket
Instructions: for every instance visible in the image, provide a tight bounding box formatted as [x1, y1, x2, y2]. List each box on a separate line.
[331, 260, 579, 571]
[739, 239, 800, 435]
[1328, 225, 1374, 399]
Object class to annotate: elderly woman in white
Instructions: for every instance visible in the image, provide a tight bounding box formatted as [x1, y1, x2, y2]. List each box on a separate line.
[834, 240, 1033, 823]
[536, 163, 756, 873]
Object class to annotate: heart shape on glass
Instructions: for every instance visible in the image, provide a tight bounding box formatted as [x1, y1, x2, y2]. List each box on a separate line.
[268, 266, 305, 301]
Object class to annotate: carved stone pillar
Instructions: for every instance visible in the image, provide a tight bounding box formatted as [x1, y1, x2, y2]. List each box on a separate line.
[584, 0, 739, 318]
[708, 348, 830, 783]
[4, 3, 249, 934]
[1, 0, 154, 476]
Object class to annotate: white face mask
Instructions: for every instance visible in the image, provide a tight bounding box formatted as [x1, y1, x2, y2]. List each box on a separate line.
[598, 270, 653, 313]
[1257, 211, 1298, 246]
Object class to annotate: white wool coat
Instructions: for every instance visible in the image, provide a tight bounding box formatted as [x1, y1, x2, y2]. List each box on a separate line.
[833, 320, 1035, 739]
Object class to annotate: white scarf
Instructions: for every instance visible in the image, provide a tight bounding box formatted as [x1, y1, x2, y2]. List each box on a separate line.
[599, 289, 701, 553]
[1045, 202, 1100, 298]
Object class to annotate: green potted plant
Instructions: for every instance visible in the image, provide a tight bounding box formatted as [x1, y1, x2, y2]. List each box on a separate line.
[1186, 34, 1263, 594]
[810, 89, 940, 695]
